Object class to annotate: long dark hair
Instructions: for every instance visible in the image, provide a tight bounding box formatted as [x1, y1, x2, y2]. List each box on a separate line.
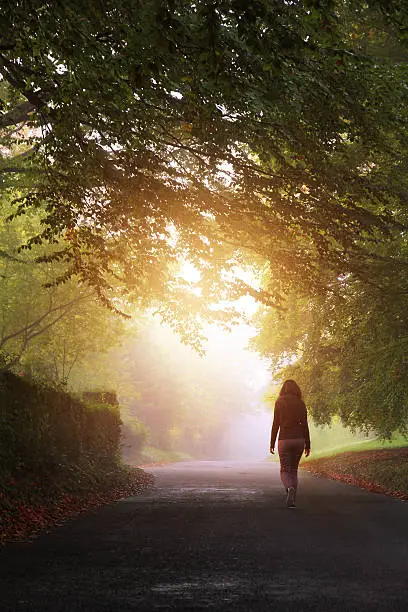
[279, 379, 302, 398]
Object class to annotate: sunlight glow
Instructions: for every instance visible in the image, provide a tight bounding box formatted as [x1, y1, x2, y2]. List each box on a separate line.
[179, 261, 201, 283]
[179, 261, 261, 317]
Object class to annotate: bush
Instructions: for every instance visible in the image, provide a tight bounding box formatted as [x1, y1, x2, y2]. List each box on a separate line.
[121, 417, 148, 464]
[0, 372, 121, 475]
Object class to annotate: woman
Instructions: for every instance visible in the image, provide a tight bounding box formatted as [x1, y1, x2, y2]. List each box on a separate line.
[270, 379, 310, 508]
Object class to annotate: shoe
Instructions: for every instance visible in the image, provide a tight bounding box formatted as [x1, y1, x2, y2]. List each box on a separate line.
[286, 487, 296, 508]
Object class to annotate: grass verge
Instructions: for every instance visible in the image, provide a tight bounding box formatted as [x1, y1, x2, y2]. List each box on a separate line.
[302, 447, 408, 500]
[304, 433, 408, 460]
[138, 445, 192, 467]
[0, 462, 153, 545]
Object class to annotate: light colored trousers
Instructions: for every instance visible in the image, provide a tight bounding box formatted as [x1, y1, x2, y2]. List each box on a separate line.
[278, 438, 305, 490]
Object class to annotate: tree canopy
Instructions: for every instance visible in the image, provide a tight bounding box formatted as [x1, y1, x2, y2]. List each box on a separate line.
[3, 2, 408, 436]
[0, 191, 124, 381]
[2, 1, 408, 326]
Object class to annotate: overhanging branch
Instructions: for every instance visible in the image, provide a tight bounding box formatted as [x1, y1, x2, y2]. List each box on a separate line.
[0, 101, 36, 128]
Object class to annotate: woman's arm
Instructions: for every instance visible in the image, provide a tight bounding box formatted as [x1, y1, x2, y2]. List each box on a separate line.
[303, 404, 311, 456]
[270, 401, 281, 453]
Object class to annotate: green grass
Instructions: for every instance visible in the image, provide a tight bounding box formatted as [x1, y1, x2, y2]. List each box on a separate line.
[139, 445, 192, 465]
[304, 433, 407, 461]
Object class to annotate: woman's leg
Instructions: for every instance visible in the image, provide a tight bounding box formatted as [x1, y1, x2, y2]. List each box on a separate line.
[278, 439, 292, 490]
[278, 438, 305, 491]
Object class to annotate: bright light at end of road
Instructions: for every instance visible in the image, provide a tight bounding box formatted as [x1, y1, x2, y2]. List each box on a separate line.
[179, 262, 261, 317]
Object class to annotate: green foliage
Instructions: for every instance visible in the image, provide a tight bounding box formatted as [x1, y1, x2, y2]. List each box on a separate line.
[121, 416, 148, 464]
[253, 247, 408, 436]
[0, 194, 124, 381]
[0, 371, 122, 476]
[4, 1, 408, 441]
[139, 445, 192, 465]
[2, 1, 408, 327]
[304, 432, 408, 461]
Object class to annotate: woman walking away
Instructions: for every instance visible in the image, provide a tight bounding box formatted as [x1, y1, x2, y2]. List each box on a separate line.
[270, 379, 311, 508]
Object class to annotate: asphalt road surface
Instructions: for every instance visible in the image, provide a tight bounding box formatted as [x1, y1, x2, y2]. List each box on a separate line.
[1, 460, 408, 611]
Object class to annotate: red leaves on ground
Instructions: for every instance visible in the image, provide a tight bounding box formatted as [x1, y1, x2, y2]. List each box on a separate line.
[302, 447, 408, 501]
[0, 468, 153, 545]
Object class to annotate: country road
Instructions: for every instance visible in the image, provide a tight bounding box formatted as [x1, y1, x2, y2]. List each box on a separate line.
[1, 461, 408, 611]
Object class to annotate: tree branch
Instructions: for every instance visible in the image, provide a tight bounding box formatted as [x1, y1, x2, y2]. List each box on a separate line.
[0, 294, 89, 348]
[0, 54, 46, 108]
[0, 166, 39, 174]
[0, 249, 28, 263]
[26, 307, 74, 343]
[0, 147, 40, 175]
[0, 101, 37, 128]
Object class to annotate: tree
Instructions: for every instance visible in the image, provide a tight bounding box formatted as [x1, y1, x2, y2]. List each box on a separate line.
[0, 193, 123, 382]
[2, 1, 408, 328]
[252, 236, 408, 437]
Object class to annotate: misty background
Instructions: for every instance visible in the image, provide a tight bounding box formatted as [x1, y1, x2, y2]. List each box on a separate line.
[69, 318, 369, 465]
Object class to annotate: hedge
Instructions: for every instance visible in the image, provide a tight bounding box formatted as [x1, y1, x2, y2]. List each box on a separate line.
[0, 372, 121, 474]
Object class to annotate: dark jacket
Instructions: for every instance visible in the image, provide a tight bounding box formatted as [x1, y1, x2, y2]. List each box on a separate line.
[270, 393, 310, 450]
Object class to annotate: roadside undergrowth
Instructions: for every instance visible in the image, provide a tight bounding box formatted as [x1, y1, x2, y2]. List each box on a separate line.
[0, 462, 154, 545]
[302, 447, 408, 501]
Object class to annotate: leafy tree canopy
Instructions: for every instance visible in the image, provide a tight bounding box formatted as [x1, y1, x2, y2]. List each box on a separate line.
[1, 1, 408, 328]
[252, 235, 408, 438]
[0, 193, 124, 381]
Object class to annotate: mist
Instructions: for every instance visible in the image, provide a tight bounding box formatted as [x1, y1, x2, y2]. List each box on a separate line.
[112, 319, 274, 463]
[74, 317, 371, 464]
[219, 409, 272, 460]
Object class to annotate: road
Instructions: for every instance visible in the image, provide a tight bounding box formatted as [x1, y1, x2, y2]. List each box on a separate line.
[1, 460, 408, 611]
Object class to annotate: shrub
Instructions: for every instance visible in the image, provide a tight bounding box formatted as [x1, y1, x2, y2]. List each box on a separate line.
[121, 417, 148, 464]
[0, 372, 122, 475]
